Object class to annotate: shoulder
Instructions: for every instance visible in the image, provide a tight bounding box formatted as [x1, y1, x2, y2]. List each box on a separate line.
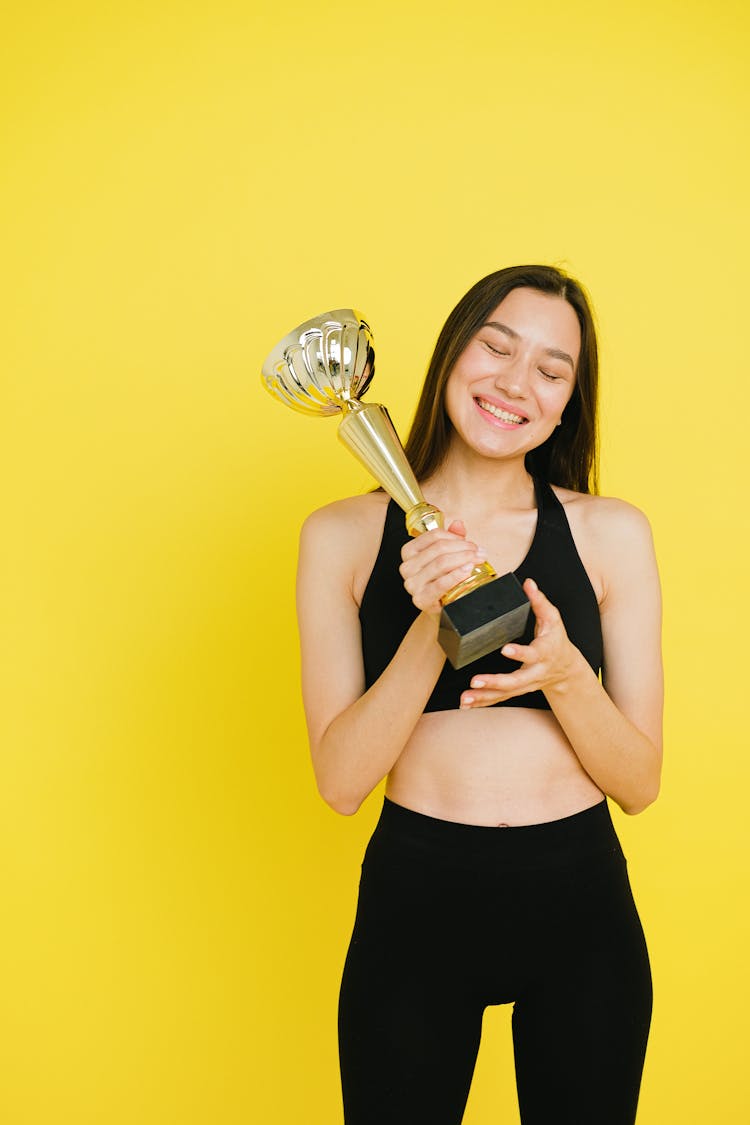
[550, 486, 658, 603]
[300, 491, 390, 547]
[299, 492, 392, 604]
[551, 486, 654, 547]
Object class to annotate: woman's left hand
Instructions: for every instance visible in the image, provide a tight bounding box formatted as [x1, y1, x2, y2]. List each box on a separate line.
[460, 578, 581, 708]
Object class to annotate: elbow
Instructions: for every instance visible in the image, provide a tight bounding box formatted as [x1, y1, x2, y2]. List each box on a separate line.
[620, 777, 661, 816]
[311, 737, 369, 816]
[619, 742, 662, 815]
[315, 776, 364, 817]
[621, 798, 652, 816]
[323, 792, 362, 817]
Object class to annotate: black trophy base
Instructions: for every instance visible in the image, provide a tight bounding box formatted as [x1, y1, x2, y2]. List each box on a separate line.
[437, 572, 530, 670]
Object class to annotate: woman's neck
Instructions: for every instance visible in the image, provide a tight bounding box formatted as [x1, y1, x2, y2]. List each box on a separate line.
[422, 446, 537, 517]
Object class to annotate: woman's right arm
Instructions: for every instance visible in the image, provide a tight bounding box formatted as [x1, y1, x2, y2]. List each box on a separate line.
[296, 499, 480, 815]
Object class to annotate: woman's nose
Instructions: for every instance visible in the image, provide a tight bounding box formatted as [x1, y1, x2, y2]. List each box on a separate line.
[494, 358, 529, 399]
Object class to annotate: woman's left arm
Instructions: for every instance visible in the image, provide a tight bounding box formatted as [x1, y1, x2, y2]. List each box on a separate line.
[460, 501, 663, 815]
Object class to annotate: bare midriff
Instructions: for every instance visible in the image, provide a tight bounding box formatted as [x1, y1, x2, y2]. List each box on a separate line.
[384, 706, 604, 827]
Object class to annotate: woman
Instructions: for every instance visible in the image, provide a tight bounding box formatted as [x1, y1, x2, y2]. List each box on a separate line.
[296, 266, 662, 1125]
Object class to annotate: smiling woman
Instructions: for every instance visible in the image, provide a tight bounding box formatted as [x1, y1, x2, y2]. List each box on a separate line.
[445, 290, 579, 462]
[403, 266, 599, 493]
[295, 265, 662, 1124]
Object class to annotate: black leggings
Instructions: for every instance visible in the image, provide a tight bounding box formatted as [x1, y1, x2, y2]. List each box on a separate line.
[339, 797, 652, 1124]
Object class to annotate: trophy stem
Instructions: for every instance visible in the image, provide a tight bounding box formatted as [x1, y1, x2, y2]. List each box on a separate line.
[337, 401, 426, 514]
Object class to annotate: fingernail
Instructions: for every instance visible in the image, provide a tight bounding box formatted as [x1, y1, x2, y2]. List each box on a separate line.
[471, 679, 485, 689]
[502, 645, 515, 656]
[461, 695, 474, 707]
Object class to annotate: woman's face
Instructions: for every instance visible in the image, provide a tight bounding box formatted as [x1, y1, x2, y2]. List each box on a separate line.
[444, 287, 581, 463]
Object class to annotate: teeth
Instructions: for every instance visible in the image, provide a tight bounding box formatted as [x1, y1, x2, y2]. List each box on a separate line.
[476, 398, 525, 424]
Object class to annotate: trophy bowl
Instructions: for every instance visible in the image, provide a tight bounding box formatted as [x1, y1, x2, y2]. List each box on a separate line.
[262, 309, 375, 417]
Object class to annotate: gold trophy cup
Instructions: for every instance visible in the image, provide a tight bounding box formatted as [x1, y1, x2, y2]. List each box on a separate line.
[261, 308, 530, 668]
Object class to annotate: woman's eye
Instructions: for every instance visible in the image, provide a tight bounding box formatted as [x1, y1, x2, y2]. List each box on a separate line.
[484, 342, 509, 356]
[539, 369, 561, 381]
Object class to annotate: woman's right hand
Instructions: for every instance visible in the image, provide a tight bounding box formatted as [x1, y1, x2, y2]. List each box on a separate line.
[399, 520, 487, 616]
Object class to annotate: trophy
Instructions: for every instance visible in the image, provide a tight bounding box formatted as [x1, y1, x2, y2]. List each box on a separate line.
[261, 308, 530, 669]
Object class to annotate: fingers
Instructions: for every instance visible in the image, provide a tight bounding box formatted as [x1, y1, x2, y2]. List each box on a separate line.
[401, 549, 485, 613]
[458, 578, 575, 706]
[500, 641, 539, 665]
[459, 669, 538, 708]
[414, 562, 479, 614]
[523, 577, 562, 626]
[400, 525, 483, 572]
[401, 539, 484, 580]
[400, 526, 486, 614]
[402, 524, 470, 559]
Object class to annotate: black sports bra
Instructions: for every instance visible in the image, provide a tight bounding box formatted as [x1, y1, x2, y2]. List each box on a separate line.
[358, 477, 603, 712]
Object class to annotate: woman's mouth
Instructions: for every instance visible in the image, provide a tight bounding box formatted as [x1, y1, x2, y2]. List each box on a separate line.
[474, 397, 528, 426]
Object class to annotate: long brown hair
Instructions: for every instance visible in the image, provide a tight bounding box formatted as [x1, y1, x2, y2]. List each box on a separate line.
[402, 266, 600, 494]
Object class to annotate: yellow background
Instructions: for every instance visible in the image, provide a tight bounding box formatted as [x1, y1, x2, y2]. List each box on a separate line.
[2, 1, 748, 1121]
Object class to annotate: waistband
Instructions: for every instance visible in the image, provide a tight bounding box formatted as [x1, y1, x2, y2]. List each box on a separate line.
[368, 796, 623, 873]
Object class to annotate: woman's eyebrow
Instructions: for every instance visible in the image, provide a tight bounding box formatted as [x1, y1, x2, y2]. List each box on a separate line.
[483, 320, 519, 339]
[545, 346, 575, 371]
[483, 320, 575, 371]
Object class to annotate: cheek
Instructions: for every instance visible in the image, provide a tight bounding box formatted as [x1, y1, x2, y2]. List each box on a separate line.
[444, 368, 471, 412]
[443, 383, 464, 428]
